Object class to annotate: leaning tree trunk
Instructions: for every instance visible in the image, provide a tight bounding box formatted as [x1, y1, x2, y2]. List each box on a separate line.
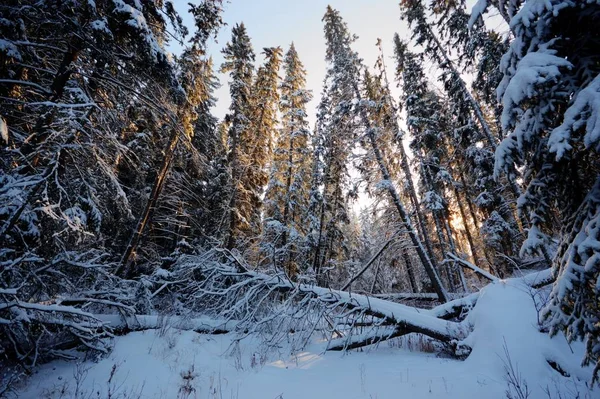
[424, 23, 527, 230]
[341, 231, 399, 291]
[417, 150, 461, 291]
[353, 82, 449, 303]
[449, 163, 482, 264]
[443, 218, 468, 291]
[375, 44, 438, 266]
[118, 119, 182, 277]
[457, 167, 496, 266]
[397, 138, 438, 262]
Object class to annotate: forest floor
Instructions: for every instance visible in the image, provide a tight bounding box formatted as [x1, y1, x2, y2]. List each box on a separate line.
[16, 279, 596, 399]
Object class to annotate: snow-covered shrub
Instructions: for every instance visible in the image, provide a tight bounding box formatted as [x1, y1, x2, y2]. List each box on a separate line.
[0, 250, 138, 368]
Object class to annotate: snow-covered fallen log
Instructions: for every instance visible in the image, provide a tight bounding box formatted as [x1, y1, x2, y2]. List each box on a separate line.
[299, 284, 466, 342]
[516, 267, 554, 289]
[17, 266, 593, 399]
[95, 314, 237, 334]
[429, 268, 554, 320]
[0, 250, 141, 368]
[428, 292, 480, 320]
[327, 326, 404, 351]
[373, 292, 465, 302]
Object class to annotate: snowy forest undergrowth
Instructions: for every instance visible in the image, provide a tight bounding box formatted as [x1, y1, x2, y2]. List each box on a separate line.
[1, 0, 600, 397]
[9, 263, 598, 398]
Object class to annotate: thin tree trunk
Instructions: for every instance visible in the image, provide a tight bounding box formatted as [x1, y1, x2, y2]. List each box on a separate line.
[397, 140, 437, 262]
[280, 118, 295, 275]
[444, 218, 468, 292]
[224, 119, 243, 250]
[118, 123, 181, 276]
[458, 170, 496, 267]
[459, 172, 481, 231]
[369, 257, 382, 294]
[341, 231, 399, 291]
[311, 169, 329, 278]
[416, 148, 456, 291]
[452, 181, 481, 264]
[401, 250, 418, 293]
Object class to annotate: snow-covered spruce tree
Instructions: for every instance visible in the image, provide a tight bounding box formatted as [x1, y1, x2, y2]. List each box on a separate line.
[262, 44, 313, 278]
[306, 84, 331, 282]
[0, 0, 203, 368]
[220, 23, 256, 251]
[187, 56, 230, 245]
[492, 0, 600, 380]
[198, 119, 232, 244]
[431, 0, 510, 137]
[399, 0, 524, 274]
[392, 37, 467, 290]
[308, 7, 360, 285]
[360, 66, 424, 294]
[244, 46, 283, 255]
[320, 6, 448, 301]
[118, 0, 225, 276]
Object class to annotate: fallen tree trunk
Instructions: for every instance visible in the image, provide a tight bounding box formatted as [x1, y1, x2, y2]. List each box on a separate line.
[95, 314, 237, 335]
[428, 292, 480, 320]
[188, 255, 465, 352]
[167, 253, 555, 352]
[518, 268, 554, 289]
[373, 292, 465, 302]
[449, 253, 555, 289]
[327, 326, 405, 351]
[298, 283, 464, 341]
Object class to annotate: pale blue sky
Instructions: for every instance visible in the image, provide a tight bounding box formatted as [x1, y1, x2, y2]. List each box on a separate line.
[171, 1, 411, 125]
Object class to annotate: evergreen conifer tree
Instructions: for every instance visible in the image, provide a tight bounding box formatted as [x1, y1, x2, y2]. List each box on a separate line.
[263, 44, 313, 277]
[220, 23, 256, 250]
[493, 0, 600, 379]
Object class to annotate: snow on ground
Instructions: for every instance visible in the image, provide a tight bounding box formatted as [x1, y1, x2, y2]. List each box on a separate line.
[17, 278, 595, 399]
